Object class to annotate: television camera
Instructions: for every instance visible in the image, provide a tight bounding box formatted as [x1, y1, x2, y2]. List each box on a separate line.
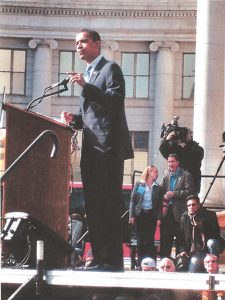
[160, 116, 189, 141]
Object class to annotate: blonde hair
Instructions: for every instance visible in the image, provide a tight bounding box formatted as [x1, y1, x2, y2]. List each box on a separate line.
[142, 165, 156, 182]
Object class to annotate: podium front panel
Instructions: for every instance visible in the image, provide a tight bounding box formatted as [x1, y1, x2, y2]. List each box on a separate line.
[2, 104, 74, 249]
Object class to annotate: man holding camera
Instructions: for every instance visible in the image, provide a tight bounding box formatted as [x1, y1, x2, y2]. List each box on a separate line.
[159, 124, 204, 194]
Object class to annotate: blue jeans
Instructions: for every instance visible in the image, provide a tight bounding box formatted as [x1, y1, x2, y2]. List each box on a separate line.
[207, 239, 222, 257]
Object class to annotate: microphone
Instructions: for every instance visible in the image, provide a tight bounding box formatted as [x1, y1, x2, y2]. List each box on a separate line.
[50, 77, 70, 88]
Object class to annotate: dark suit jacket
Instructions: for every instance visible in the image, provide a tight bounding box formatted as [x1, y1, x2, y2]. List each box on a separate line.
[159, 139, 204, 193]
[73, 56, 133, 160]
[129, 181, 163, 220]
[180, 208, 224, 254]
[160, 168, 194, 222]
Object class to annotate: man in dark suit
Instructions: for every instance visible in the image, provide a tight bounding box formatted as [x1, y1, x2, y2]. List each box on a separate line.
[61, 29, 133, 271]
[160, 153, 194, 258]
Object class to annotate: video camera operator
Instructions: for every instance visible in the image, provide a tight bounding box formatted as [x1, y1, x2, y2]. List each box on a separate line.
[159, 116, 204, 194]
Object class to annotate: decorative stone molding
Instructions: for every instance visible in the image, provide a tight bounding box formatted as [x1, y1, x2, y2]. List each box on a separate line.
[102, 41, 119, 52]
[28, 39, 58, 49]
[0, 6, 196, 18]
[149, 41, 180, 52]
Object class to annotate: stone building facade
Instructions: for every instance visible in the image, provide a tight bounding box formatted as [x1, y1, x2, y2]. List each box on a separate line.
[0, 0, 225, 205]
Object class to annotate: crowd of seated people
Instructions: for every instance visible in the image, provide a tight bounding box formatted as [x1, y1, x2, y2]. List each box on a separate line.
[139, 253, 223, 273]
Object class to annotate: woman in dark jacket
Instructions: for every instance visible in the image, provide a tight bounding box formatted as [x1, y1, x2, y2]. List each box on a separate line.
[129, 165, 163, 265]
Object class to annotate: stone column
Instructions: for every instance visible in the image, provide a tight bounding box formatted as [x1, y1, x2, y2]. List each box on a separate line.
[28, 39, 58, 115]
[150, 41, 180, 175]
[101, 40, 119, 60]
[193, 0, 225, 204]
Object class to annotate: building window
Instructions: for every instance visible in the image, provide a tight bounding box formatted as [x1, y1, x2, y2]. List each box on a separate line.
[59, 51, 86, 96]
[124, 131, 149, 183]
[0, 49, 26, 95]
[122, 53, 150, 99]
[182, 53, 195, 99]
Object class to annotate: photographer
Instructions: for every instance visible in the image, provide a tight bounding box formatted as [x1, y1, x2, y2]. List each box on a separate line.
[159, 118, 204, 194]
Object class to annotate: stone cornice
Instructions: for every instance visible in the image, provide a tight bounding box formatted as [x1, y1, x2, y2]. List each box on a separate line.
[0, 6, 196, 18]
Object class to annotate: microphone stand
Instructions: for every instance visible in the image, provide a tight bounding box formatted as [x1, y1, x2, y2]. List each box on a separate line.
[27, 83, 68, 110]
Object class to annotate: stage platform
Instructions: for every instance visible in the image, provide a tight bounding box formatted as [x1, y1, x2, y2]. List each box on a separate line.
[1, 266, 225, 300]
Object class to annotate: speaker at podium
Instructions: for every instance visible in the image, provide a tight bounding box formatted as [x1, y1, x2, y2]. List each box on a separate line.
[1, 212, 74, 269]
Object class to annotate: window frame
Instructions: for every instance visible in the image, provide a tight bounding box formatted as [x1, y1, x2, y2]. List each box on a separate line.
[122, 52, 150, 99]
[0, 48, 27, 96]
[124, 131, 149, 183]
[182, 52, 195, 100]
[131, 131, 149, 151]
[59, 50, 86, 97]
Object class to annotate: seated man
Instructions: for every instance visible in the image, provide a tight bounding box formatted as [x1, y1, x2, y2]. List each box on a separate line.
[204, 254, 219, 274]
[141, 257, 156, 271]
[201, 254, 225, 300]
[158, 257, 175, 272]
[178, 195, 225, 272]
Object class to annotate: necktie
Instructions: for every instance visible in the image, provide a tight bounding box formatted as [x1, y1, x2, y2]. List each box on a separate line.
[84, 65, 92, 82]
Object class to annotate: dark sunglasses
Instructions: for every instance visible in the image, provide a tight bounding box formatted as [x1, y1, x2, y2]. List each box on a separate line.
[160, 265, 171, 269]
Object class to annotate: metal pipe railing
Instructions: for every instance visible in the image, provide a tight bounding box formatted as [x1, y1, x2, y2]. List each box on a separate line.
[0, 130, 59, 182]
[0, 130, 59, 229]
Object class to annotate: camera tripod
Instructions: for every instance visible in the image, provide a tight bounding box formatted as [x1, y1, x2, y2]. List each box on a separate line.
[201, 150, 225, 206]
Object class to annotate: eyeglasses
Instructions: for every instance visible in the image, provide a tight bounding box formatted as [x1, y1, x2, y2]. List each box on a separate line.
[187, 204, 197, 207]
[160, 265, 171, 269]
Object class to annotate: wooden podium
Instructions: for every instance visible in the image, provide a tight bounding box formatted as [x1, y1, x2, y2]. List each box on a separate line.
[2, 103, 74, 243]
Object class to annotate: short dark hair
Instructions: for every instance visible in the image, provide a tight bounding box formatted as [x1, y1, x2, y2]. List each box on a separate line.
[186, 194, 200, 204]
[168, 153, 180, 162]
[80, 28, 101, 42]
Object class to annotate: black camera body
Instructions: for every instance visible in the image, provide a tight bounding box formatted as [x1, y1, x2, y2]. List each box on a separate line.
[161, 116, 188, 141]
